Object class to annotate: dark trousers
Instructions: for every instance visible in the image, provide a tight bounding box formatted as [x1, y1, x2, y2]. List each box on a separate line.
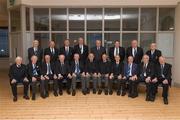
[109, 75, 123, 92]
[40, 75, 52, 96]
[158, 78, 169, 98]
[31, 76, 40, 97]
[10, 81, 29, 97]
[128, 78, 139, 97]
[53, 75, 72, 93]
[97, 75, 108, 91]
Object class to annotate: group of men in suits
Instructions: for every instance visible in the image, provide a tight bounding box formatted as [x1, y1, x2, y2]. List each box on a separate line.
[9, 37, 172, 105]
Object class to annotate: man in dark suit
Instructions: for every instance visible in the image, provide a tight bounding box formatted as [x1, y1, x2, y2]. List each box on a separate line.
[109, 55, 124, 96]
[44, 40, 59, 62]
[109, 40, 125, 63]
[146, 43, 162, 64]
[126, 40, 143, 64]
[59, 39, 74, 64]
[91, 40, 106, 62]
[97, 53, 110, 95]
[28, 40, 43, 64]
[156, 56, 172, 105]
[74, 37, 89, 64]
[123, 56, 139, 98]
[40, 55, 55, 98]
[84, 53, 99, 94]
[27, 55, 41, 100]
[139, 55, 157, 102]
[54, 54, 72, 96]
[8, 56, 30, 102]
[71, 53, 85, 96]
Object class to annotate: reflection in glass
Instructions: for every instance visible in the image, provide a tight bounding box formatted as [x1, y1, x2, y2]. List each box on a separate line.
[69, 33, 85, 46]
[34, 8, 49, 31]
[122, 8, 138, 31]
[52, 33, 67, 48]
[159, 8, 175, 31]
[69, 8, 85, 31]
[87, 8, 102, 31]
[10, 8, 21, 32]
[34, 33, 49, 49]
[87, 33, 102, 48]
[140, 33, 156, 52]
[104, 8, 120, 31]
[104, 33, 120, 48]
[141, 8, 156, 31]
[122, 33, 138, 48]
[51, 8, 67, 31]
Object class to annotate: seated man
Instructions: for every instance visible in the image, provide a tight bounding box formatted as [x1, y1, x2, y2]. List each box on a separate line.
[40, 55, 55, 98]
[9, 56, 30, 102]
[139, 55, 156, 102]
[71, 53, 85, 96]
[84, 53, 98, 94]
[109, 55, 124, 96]
[27, 55, 41, 100]
[123, 56, 139, 98]
[156, 56, 172, 105]
[97, 53, 110, 95]
[54, 54, 72, 96]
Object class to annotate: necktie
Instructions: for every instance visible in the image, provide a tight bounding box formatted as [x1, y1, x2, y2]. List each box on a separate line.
[34, 48, 38, 55]
[51, 48, 55, 55]
[116, 48, 119, 55]
[33, 64, 37, 75]
[127, 64, 131, 77]
[134, 48, 137, 57]
[47, 63, 51, 74]
[151, 50, 154, 58]
[161, 65, 164, 77]
[65, 47, 69, 55]
[80, 45, 83, 54]
[75, 63, 80, 74]
[143, 64, 147, 76]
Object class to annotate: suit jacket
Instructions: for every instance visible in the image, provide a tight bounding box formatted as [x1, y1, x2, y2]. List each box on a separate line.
[28, 47, 43, 63]
[110, 62, 124, 76]
[98, 61, 111, 74]
[54, 61, 70, 75]
[70, 60, 84, 74]
[109, 47, 125, 62]
[156, 63, 172, 85]
[40, 62, 55, 76]
[74, 44, 89, 64]
[44, 47, 59, 62]
[146, 49, 162, 64]
[27, 63, 41, 80]
[85, 59, 98, 74]
[124, 63, 138, 77]
[139, 62, 155, 79]
[126, 47, 144, 64]
[8, 64, 27, 82]
[59, 46, 74, 64]
[91, 46, 106, 62]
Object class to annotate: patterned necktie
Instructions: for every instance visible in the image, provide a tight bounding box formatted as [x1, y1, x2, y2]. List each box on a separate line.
[134, 48, 137, 57]
[127, 64, 131, 77]
[75, 63, 80, 74]
[33, 64, 37, 75]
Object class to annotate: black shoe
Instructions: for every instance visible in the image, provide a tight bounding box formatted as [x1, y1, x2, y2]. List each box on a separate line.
[104, 90, 108, 95]
[164, 98, 168, 105]
[149, 96, 155, 102]
[41, 95, 46, 99]
[131, 94, 138, 98]
[32, 95, 36, 100]
[72, 90, 76, 96]
[82, 91, 86, 95]
[121, 92, 126, 96]
[87, 89, 90, 94]
[23, 95, 30, 100]
[13, 96, 17, 102]
[98, 89, 102, 95]
[146, 96, 150, 101]
[117, 90, 121, 96]
[46, 92, 49, 97]
[66, 90, 71, 95]
[128, 93, 132, 97]
[59, 90, 63, 96]
[54, 92, 58, 97]
[93, 89, 96, 94]
[109, 90, 113, 95]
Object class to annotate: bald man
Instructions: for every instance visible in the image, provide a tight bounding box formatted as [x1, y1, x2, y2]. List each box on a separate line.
[28, 40, 43, 63]
[146, 43, 162, 64]
[9, 56, 30, 102]
[156, 56, 172, 105]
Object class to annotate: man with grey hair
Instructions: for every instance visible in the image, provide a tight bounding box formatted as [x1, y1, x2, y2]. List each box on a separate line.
[9, 56, 30, 102]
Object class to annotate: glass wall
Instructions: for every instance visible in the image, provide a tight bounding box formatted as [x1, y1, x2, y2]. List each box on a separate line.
[30, 7, 175, 54]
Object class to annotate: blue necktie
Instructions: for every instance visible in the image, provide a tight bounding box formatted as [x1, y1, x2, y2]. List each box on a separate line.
[127, 64, 131, 77]
[33, 64, 38, 75]
[75, 63, 80, 74]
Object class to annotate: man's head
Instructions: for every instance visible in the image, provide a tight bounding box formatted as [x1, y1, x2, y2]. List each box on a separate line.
[131, 40, 138, 48]
[33, 40, 39, 48]
[159, 56, 165, 65]
[115, 55, 120, 62]
[64, 39, 70, 47]
[44, 55, 51, 63]
[150, 43, 156, 51]
[88, 53, 94, 61]
[58, 54, 65, 63]
[96, 40, 102, 47]
[143, 54, 149, 64]
[49, 40, 55, 48]
[15, 56, 22, 65]
[31, 55, 38, 64]
[114, 40, 120, 48]
[74, 53, 80, 61]
[128, 56, 134, 64]
[102, 53, 108, 61]
[78, 37, 84, 45]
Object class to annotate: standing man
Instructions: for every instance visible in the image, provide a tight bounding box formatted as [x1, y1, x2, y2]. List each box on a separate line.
[54, 54, 72, 96]
[59, 39, 74, 64]
[28, 40, 43, 64]
[40, 55, 55, 98]
[146, 43, 162, 64]
[109, 40, 125, 63]
[156, 56, 172, 105]
[71, 53, 85, 96]
[126, 40, 144, 64]
[123, 56, 139, 98]
[91, 40, 106, 63]
[139, 55, 156, 102]
[27, 55, 41, 100]
[74, 37, 89, 64]
[9, 56, 30, 102]
[44, 40, 59, 62]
